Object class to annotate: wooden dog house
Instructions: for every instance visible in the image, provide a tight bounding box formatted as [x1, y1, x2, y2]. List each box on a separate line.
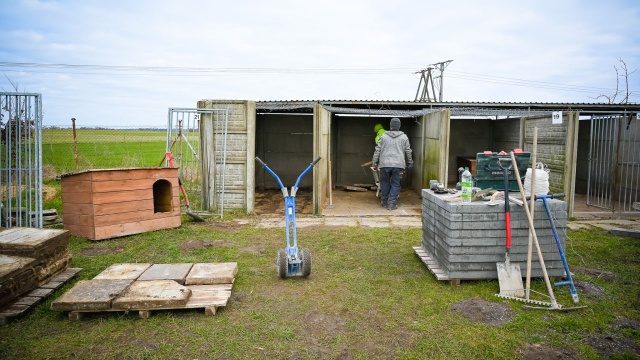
[61, 168, 181, 240]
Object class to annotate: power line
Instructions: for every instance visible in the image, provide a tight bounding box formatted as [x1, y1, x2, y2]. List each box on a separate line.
[1, 61, 635, 99]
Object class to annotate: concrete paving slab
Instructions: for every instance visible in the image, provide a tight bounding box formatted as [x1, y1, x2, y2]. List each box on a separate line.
[358, 217, 391, 228]
[138, 263, 193, 284]
[185, 263, 238, 285]
[50, 279, 133, 311]
[111, 280, 191, 309]
[390, 217, 423, 228]
[93, 263, 152, 280]
[255, 219, 284, 228]
[322, 217, 359, 227]
[567, 223, 593, 231]
[609, 228, 640, 238]
[296, 218, 324, 228]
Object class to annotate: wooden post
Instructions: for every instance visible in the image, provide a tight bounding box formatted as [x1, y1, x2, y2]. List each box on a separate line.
[71, 118, 79, 171]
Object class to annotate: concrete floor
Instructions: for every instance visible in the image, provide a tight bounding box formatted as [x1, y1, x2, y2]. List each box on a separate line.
[248, 187, 640, 231]
[322, 187, 422, 217]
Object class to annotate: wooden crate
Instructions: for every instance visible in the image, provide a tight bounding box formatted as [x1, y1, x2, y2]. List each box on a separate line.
[61, 168, 182, 240]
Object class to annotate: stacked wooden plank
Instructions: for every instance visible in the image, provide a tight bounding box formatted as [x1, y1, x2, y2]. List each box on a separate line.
[0, 255, 38, 309]
[51, 262, 238, 319]
[0, 227, 79, 324]
[0, 227, 72, 285]
[0, 267, 82, 325]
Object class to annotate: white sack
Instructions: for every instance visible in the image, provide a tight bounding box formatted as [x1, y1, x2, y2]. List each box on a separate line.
[523, 167, 549, 197]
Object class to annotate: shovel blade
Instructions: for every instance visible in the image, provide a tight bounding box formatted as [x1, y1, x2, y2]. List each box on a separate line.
[497, 262, 524, 297]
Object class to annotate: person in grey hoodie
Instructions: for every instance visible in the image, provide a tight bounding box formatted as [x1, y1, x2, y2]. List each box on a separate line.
[372, 118, 413, 210]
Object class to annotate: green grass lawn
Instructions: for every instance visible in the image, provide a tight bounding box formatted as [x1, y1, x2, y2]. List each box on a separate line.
[0, 220, 638, 359]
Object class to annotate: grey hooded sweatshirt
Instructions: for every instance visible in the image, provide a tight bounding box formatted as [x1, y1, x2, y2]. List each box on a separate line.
[372, 130, 413, 169]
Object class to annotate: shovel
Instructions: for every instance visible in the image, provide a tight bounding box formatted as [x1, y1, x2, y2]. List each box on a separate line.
[496, 156, 524, 297]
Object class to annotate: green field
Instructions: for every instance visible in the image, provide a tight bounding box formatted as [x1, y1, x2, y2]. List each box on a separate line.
[42, 128, 198, 176]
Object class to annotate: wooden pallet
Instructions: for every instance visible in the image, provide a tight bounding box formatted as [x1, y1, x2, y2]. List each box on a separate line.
[51, 262, 237, 320]
[66, 284, 233, 320]
[413, 247, 461, 286]
[0, 267, 82, 325]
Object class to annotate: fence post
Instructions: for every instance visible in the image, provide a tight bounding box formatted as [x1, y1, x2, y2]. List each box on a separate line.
[71, 118, 78, 171]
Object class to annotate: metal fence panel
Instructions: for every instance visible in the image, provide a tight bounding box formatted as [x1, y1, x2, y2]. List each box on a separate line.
[0, 92, 43, 228]
[166, 108, 229, 218]
[587, 114, 639, 212]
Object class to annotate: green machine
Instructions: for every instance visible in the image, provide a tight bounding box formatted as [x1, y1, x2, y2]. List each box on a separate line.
[475, 150, 531, 191]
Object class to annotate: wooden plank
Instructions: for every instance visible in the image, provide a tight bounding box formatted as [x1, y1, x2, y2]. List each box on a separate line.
[61, 192, 92, 204]
[185, 263, 238, 285]
[0, 228, 69, 249]
[63, 224, 95, 240]
[186, 284, 233, 292]
[61, 180, 92, 193]
[88, 168, 178, 182]
[94, 263, 152, 280]
[25, 287, 55, 298]
[92, 216, 181, 240]
[344, 186, 368, 192]
[0, 267, 80, 324]
[94, 200, 154, 216]
[92, 189, 154, 204]
[14, 296, 41, 307]
[185, 287, 231, 308]
[111, 280, 191, 310]
[137, 263, 193, 284]
[50, 279, 133, 311]
[62, 203, 94, 216]
[91, 178, 179, 193]
[60, 171, 92, 181]
[60, 213, 95, 226]
[93, 207, 180, 227]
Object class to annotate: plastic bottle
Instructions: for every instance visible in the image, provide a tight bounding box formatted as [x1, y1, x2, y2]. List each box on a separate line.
[461, 167, 472, 203]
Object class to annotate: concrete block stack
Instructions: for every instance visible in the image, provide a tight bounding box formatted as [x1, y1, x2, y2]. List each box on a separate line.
[421, 189, 567, 281]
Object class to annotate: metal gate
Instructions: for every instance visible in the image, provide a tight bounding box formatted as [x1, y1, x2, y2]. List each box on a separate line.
[587, 114, 640, 212]
[166, 108, 229, 218]
[0, 92, 43, 228]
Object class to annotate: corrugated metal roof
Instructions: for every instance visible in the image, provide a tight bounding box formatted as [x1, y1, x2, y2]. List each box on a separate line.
[254, 99, 640, 116]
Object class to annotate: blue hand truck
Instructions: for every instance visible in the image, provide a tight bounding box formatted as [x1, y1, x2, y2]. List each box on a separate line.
[256, 156, 321, 278]
[536, 193, 580, 303]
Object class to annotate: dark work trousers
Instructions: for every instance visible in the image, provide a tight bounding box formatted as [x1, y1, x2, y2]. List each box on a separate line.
[379, 167, 403, 205]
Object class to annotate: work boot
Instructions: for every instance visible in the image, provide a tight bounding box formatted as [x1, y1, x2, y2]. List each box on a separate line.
[387, 203, 397, 210]
[381, 201, 387, 207]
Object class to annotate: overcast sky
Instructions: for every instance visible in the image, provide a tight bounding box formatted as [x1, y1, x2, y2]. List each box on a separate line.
[1, 0, 639, 127]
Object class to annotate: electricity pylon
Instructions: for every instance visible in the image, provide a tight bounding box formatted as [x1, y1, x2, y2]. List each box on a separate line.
[414, 60, 453, 102]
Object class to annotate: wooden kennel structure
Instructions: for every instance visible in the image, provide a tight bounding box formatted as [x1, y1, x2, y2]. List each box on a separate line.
[61, 168, 181, 240]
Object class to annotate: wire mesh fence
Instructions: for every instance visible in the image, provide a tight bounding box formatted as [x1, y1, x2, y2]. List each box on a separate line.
[43, 126, 169, 178]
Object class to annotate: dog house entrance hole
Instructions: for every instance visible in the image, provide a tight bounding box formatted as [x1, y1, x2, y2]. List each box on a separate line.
[153, 179, 173, 213]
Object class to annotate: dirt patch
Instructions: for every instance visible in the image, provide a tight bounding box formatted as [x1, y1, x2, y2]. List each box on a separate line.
[611, 318, 640, 331]
[179, 239, 231, 252]
[254, 189, 313, 215]
[574, 280, 605, 298]
[449, 298, 513, 326]
[517, 343, 581, 359]
[239, 244, 267, 255]
[80, 245, 125, 256]
[586, 334, 640, 358]
[571, 266, 615, 281]
[204, 221, 248, 230]
[42, 184, 58, 202]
